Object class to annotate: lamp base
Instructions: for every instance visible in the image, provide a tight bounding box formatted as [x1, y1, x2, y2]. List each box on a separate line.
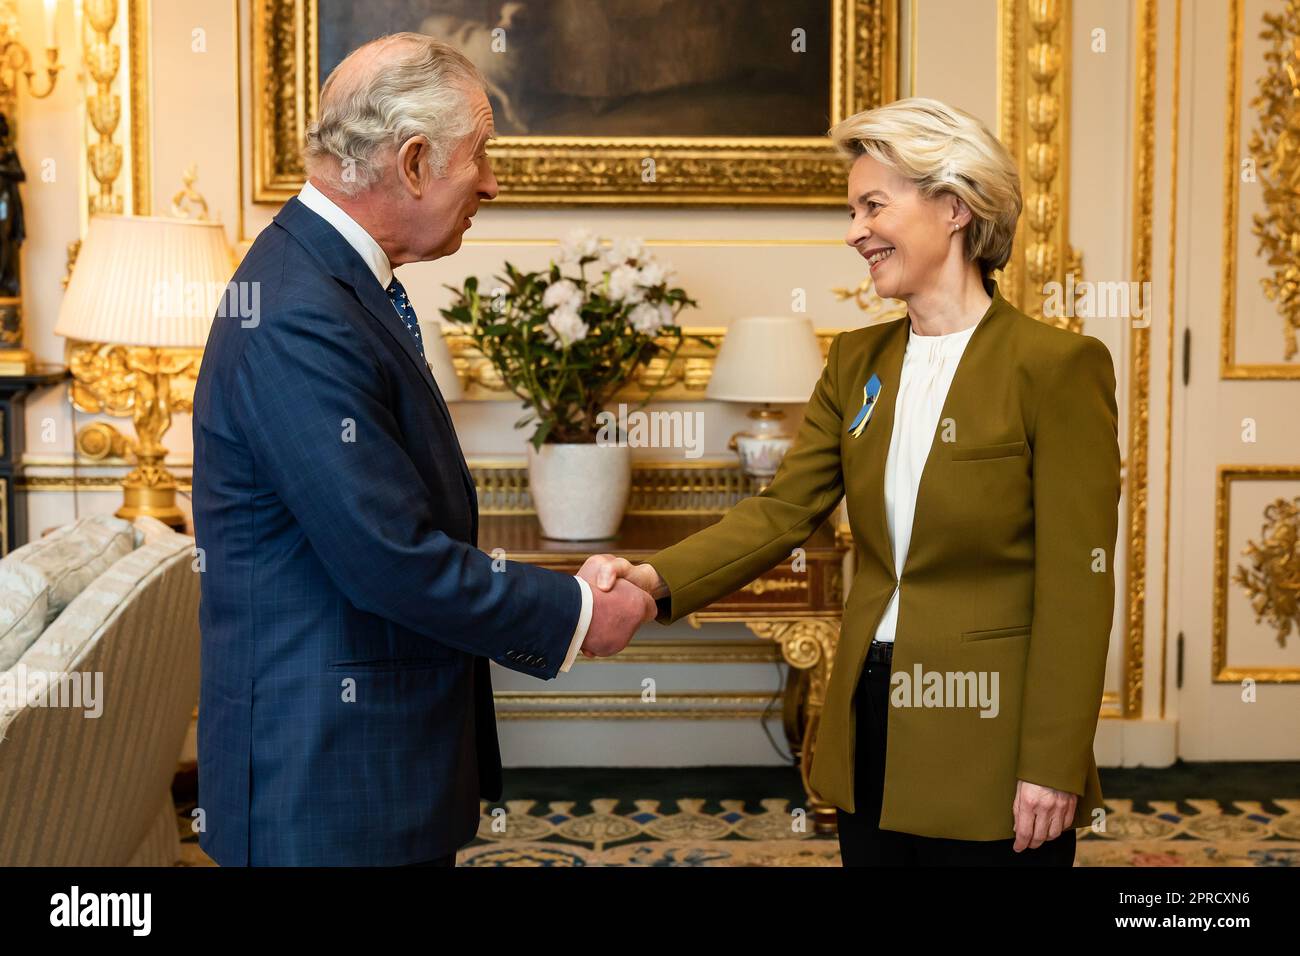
[728, 406, 794, 494]
[0, 348, 35, 376]
[116, 482, 187, 530]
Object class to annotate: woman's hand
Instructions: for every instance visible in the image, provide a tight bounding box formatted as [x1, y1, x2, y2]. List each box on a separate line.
[1012, 779, 1078, 851]
[578, 554, 665, 596]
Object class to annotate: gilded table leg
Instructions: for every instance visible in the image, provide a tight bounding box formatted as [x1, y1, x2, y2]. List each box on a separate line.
[747, 619, 841, 833]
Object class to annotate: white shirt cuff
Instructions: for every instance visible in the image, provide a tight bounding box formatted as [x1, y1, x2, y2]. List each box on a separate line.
[560, 575, 594, 672]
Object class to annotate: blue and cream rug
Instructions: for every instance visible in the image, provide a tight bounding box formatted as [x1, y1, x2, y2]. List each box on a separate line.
[176, 763, 1300, 867]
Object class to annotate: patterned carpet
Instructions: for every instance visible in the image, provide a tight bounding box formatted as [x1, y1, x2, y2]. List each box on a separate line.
[174, 763, 1300, 867]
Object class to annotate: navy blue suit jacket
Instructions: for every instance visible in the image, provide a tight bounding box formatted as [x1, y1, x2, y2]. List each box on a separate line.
[192, 197, 581, 866]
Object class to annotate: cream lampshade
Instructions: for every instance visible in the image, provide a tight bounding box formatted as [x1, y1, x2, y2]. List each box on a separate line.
[55, 214, 235, 527]
[707, 316, 825, 490]
[420, 320, 464, 402]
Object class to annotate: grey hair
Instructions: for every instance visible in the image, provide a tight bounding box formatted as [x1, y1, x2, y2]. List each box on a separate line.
[829, 97, 1022, 279]
[304, 33, 486, 197]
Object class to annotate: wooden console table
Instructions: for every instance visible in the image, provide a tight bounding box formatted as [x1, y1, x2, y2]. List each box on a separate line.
[477, 512, 849, 832]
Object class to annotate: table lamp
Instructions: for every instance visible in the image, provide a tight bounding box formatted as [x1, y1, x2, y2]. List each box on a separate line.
[706, 316, 826, 492]
[54, 214, 234, 527]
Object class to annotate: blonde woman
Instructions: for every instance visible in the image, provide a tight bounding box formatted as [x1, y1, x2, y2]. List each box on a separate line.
[580, 97, 1120, 867]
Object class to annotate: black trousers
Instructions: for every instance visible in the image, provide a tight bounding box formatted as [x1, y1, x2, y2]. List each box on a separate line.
[836, 643, 1077, 867]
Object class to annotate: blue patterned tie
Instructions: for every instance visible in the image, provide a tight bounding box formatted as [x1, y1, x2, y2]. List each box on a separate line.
[385, 275, 426, 360]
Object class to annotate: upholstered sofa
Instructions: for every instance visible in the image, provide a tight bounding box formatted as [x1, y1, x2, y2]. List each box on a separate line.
[0, 514, 200, 865]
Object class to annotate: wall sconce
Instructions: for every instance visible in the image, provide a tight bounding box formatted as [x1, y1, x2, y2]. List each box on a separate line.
[0, 0, 63, 102]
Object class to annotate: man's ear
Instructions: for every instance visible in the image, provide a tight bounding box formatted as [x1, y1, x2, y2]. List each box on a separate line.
[395, 136, 429, 197]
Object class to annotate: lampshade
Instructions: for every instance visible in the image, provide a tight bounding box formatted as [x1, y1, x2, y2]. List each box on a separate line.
[421, 321, 464, 402]
[706, 316, 825, 403]
[55, 215, 235, 348]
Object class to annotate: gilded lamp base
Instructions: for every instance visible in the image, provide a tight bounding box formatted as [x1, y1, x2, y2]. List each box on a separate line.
[117, 479, 186, 529]
[0, 348, 35, 376]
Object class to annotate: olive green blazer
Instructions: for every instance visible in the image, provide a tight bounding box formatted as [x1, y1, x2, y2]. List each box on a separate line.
[648, 279, 1120, 841]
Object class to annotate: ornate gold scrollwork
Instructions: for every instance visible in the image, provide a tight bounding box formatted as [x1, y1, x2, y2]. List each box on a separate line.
[739, 578, 804, 597]
[1234, 496, 1300, 648]
[1247, 0, 1300, 361]
[998, 0, 1082, 332]
[446, 327, 842, 402]
[84, 0, 123, 216]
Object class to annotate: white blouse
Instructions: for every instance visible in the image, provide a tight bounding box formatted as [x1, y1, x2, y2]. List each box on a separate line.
[872, 320, 979, 643]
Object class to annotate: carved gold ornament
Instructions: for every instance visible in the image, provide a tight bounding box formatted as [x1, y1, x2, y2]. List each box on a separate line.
[81, 0, 150, 217]
[1234, 496, 1300, 648]
[1247, 0, 1300, 361]
[250, 0, 898, 205]
[447, 326, 841, 402]
[997, 0, 1083, 333]
[83, 0, 122, 215]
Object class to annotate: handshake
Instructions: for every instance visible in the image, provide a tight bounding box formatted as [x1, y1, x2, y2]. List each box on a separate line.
[575, 555, 666, 659]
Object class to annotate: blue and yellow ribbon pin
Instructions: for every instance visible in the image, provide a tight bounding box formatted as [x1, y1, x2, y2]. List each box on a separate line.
[847, 373, 883, 438]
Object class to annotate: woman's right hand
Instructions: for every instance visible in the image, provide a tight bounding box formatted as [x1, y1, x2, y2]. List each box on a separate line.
[578, 554, 665, 596]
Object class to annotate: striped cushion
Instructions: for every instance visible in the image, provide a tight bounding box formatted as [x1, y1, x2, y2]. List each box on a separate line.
[0, 515, 135, 627]
[0, 563, 49, 671]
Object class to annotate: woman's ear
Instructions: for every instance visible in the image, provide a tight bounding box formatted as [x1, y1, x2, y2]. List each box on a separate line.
[948, 194, 973, 231]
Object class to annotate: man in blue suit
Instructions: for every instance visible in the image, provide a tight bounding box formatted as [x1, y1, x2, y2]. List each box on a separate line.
[192, 34, 654, 866]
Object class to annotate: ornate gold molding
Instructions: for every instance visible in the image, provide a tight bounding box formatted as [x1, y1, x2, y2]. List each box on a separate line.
[1246, 0, 1300, 365]
[83, 0, 122, 215]
[1234, 496, 1300, 650]
[493, 690, 777, 721]
[447, 326, 856, 403]
[1213, 466, 1300, 683]
[248, 0, 898, 205]
[127, 0, 149, 214]
[997, 0, 1080, 330]
[1222, 0, 1300, 378]
[1120, 0, 1158, 721]
[80, 0, 151, 217]
[470, 458, 757, 515]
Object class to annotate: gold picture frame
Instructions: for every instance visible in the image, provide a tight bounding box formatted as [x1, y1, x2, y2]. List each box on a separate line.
[248, 0, 900, 206]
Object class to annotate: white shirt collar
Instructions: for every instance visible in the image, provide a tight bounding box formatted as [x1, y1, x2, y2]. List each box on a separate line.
[297, 180, 394, 288]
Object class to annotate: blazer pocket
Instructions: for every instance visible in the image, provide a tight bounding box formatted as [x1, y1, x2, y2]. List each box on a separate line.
[328, 657, 452, 671]
[951, 439, 1027, 461]
[961, 623, 1032, 643]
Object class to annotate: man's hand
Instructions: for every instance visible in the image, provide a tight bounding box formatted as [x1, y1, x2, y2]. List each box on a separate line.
[1011, 779, 1078, 851]
[578, 554, 665, 596]
[580, 578, 655, 658]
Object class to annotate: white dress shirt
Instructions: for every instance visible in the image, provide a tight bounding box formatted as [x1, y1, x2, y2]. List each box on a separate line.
[872, 320, 979, 643]
[296, 182, 594, 670]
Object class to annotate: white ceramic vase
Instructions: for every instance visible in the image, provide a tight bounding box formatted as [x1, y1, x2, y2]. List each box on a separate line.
[527, 441, 632, 540]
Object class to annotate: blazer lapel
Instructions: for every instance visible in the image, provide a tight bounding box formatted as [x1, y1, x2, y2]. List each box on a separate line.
[852, 318, 909, 575]
[273, 197, 480, 534]
[900, 283, 1012, 577]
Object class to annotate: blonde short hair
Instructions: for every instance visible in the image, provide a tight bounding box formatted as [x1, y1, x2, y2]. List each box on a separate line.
[829, 97, 1022, 278]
